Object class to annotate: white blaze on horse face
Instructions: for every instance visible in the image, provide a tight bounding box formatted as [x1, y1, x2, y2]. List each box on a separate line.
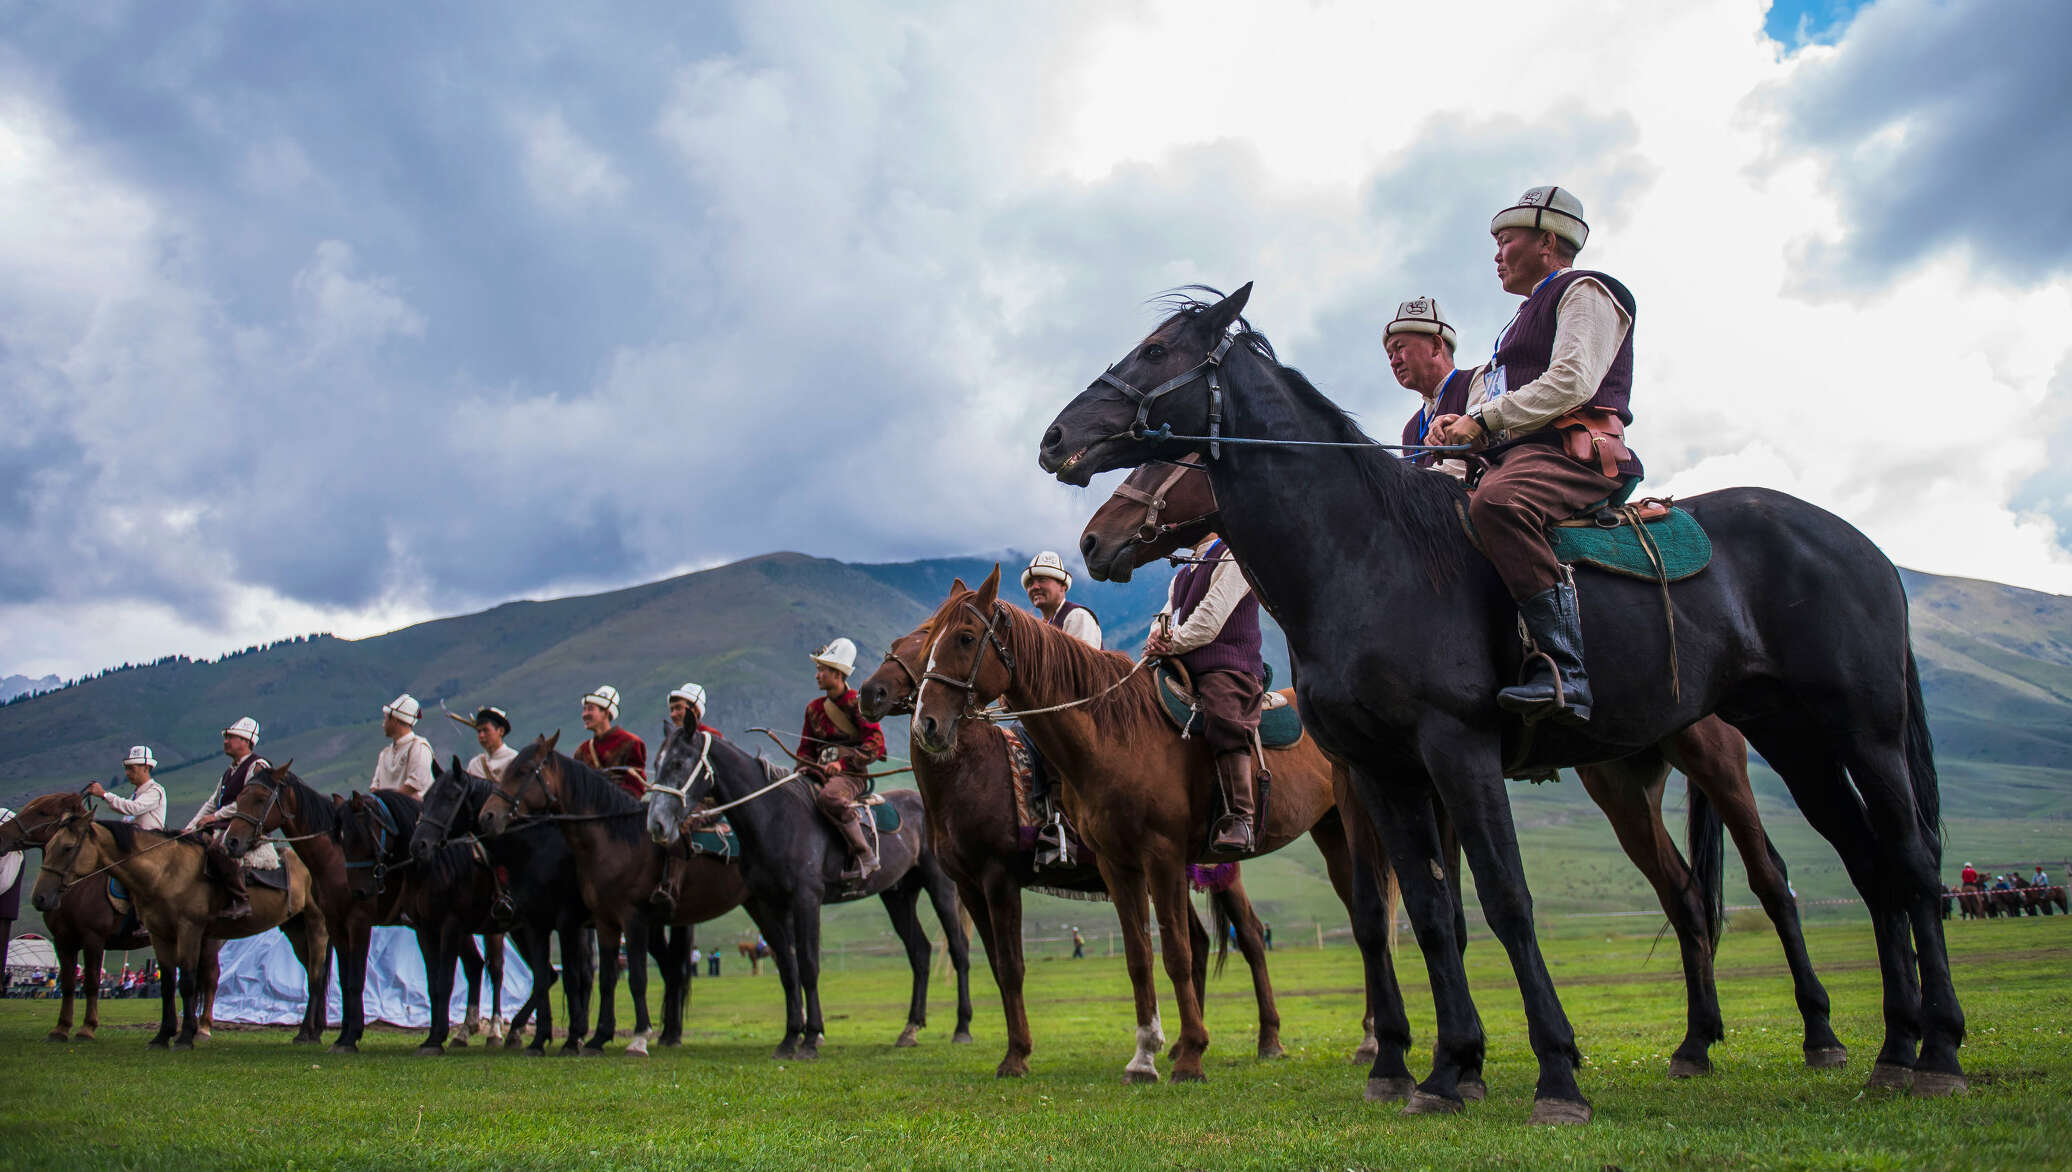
[913, 622, 952, 739]
[1126, 1011, 1164, 1078]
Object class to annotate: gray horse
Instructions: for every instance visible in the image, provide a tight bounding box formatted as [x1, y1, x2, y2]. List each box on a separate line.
[646, 724, 973, 1057]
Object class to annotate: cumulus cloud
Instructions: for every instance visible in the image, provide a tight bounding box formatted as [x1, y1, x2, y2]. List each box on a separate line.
[1, 0, 2069, 680]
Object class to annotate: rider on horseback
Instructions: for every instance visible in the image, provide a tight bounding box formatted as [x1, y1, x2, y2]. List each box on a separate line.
[651, 682, 723, 916]
[1429, 186, 1641, 725]
[1149, 533, 1265, 858]
[88, 746, 169, 830]
[462, 706, 515, 782]
[801, 639, 887, 881]
[369, 694, 434, 799]
[182, 717, 268, 920]
[575, 685, 647, 799]
[1023, 551, 1103, 647]
[1385, 296, 1482, 481]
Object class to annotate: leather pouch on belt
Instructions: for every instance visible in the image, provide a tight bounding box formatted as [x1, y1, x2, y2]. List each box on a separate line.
[1555, 407, 1631, 479]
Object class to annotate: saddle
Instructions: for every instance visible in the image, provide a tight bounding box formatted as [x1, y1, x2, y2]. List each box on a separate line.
[679, 804, 742, 860]
[1152, 662, 1302, 749]
[1547, 479, 1711, 582]
[245, 862, 290, 892]
[106, 877, 145, 938]
[853, 793, 901, 833]
[1001, 726, 1090, 870]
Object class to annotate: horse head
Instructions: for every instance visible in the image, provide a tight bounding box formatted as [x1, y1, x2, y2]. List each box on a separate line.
[221, 759, 295, 858]
[478, 732, 560, 837]
[1039, 283, 1253, 484]
[31, 817, 101, 914]
[0, 791, 90, 852]
[339, 792, 390, 900]
[1079, 455, 1216, 582]
[858, 579, 964, 721]
[911, 565, 1016, 757]
[411, 756, 470, 862]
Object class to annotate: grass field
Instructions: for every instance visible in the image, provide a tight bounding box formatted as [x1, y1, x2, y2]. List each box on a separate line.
[1, 915, 2066, 1170]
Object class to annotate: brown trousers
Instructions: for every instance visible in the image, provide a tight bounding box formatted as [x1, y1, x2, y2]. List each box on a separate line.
[1192, 669, 1264, 755]
[813, 771, 868, 823]
[1469, 445, 1623, 601]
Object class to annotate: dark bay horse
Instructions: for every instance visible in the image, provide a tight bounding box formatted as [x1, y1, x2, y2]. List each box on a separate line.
[477, 736, 748, 1055]
[644, 725, 974, 1058]
[1039, 284, 1960, 1119]
[0, 792, 219, 1043]
[33, 815, 328, 1049]
[858, 609, 1398, 1081]
[411, 759, 597, 1055]
[905, 569, 1410, 1087]
[1081, 456, 1845, 1076]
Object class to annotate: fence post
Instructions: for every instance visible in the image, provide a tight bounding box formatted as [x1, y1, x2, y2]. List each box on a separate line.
[1315, 923, 1324, 951]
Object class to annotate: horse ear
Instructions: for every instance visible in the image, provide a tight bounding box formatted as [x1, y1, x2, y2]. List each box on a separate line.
[545, 730, 561, 751]
[277, 758, 294, 776]
[950, 576, 967, 594]
[976, 564, 1001, 607]
[1196, 282, 1253, 343]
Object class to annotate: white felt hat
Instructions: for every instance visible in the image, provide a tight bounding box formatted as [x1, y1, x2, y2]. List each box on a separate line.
[124, 745, 157, 769]
[222, 717, 261, 747]
[810, 638, 858, 677]
[582, 685, 622, 721]
[668, 682, 707, 712]
[1490, 185, 1589, 251]
[1021, 551, 1073, 592]
[1384, 297, 1458, 348]
[382, 693, 422, 727]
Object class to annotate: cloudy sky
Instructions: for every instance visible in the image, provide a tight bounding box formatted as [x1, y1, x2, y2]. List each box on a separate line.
[3, 0, 2069, 679]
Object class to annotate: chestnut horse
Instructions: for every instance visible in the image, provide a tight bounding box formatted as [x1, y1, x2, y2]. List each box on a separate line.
[906, 567, 1408, 1086]
[858, 611, 1400, 1081]
[33, 814, 328, 1049]
[1081, 456, 1846, 1076]
[0, 792, 219, 1043]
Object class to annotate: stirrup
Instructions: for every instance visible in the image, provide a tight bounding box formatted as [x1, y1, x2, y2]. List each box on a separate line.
[1034, 814, 1071, 868]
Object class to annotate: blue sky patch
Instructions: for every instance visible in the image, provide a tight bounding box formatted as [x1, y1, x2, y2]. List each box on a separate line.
[1766, 0, 1872, 46]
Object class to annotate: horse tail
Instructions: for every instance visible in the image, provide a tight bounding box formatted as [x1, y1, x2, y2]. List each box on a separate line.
[1382, 853, 1401, 959]
[1207, 889, 1235, 978]
[1903, 646, 1943, 861]
[1685, 779, 1726, 947]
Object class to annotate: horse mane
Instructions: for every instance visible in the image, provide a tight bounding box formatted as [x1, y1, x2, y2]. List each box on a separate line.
[1158, 290, 1469, 588]
[102, 819, 146, 854]
[992, 599, 1171, 742]
[535, 745, 650, 848]
[274, 770, 342, 835]
[368, 789, 421, 843]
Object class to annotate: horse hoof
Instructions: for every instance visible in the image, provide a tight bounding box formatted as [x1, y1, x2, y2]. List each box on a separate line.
[1401, 1090, 1463, 1116]
[171, 1039, 195, 1052]
[797, 1046, 819, 1062]
[328, 1043, 358, 1055]
[45, 1032, 69, 1043]
[996, 1058, 1028, 1079]
[1668, 1056, 1711, 1079]
[1911, 1070, 1967, 1097]
[1258, 1042, 1287, 1061]
[1805, 1046, 1848, 1069]
[197, 1028, 211, 1039]
[772, 1045, 796, 1061]
[503, 1036, 525, 1050]
[291, 1034, 320, 1046]
[1169, 1069, 1207, 1084]
[72, 1032, 97, 1043]
[1528, 1098, 1593, 1126]
[952, 1030, 973, 1045]
[1351, 1040, 1380, 1065]
[415, 1044, 445, 1057]
[523, 1047, 546, 1058]
[1365, 1077, 1415, 1103]
[580, 1046, 605, 1058]
[449, 1036, 468, 1048]
[147, 1039, 170, 1050]
[895, 1024, 921, 1048]
[625, 1041, 650, 1058]
[1123, 1068, 1160, 1085]
[1459, 1079, 1488, 1104]
[1867, 1062, 1914, 1090]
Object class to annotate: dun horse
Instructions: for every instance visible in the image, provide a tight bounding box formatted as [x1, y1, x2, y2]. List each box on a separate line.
[645, 724, 975, 1058]
[33, 813, 328, 1049]
[858, 612, 1398, 1081]
[1081, 456, 1845, 1076]
[0, 792, 219, 1043]
[1040, 284, 1960, 1120]
[905, 568, 1410, 1087]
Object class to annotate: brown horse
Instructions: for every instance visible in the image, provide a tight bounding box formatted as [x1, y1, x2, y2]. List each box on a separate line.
[0, 792, 220, 1042]
[738, 938, 772, 975]
[907, 567, 1405, 1085]
[1082, 456, 1847, 1075]
[477, 734, 752, 1055]
[32, 815, 328, 1049]
[859, 613, 1396, 1080]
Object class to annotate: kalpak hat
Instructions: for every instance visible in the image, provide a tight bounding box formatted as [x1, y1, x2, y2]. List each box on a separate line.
[1021, 551, 1073, 592]
[582, 685, 622, 721]
[382, 694, 423, 727]
[1490, 185, 1589, 251]
[124, 745, 157, 769]
[810, 638, 858, 677]
[668, 683, 708, 713]
[222, 717, 261, 747]
[1384, 297, 1459, 348]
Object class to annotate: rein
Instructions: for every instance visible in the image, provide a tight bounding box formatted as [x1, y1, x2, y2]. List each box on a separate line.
[921, 600, 1018, 697]
[1134, 421, 1469, 454]
[920, 602, 1155, 723]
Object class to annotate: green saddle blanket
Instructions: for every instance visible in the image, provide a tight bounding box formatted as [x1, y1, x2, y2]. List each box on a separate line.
[1153, 664, 1303, 749]
[863, 798, 902, 833]
[687, 827, 740, 859]
[1548, 506, 1711, 582]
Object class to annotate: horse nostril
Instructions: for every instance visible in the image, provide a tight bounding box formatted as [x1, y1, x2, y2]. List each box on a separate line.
[1080, 532, 1100, 558]
[1043, 425, 1063, 452]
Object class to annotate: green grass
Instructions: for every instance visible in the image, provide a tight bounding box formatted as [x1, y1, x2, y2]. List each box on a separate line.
[2, 917, 2066, 1170]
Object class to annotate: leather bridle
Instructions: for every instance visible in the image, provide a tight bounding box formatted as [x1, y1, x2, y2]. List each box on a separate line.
[877, 648, 923, 717]
[921, 600, 1018, 714]
[1095, 334, 1237, 459]
[1110, 454, 1216, 546]
[222, 771, 287, 841]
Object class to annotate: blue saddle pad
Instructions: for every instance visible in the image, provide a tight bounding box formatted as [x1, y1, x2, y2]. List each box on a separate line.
[687, 827, 740, 859]
[1548, 506, 1711, 582]
[866, 800, 902, 833]
[1153, 664, 1302, 749]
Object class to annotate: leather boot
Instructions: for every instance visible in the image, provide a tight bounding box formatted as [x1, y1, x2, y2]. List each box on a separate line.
[1207, 752, 1257, 859]
[838, 810, 879, 881]
[1496, 577, 1594, 725]
[649, 851, 686, 917]
[206, 843, 252, 921]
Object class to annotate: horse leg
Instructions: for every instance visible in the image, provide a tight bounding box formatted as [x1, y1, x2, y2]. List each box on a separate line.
[1316, 800, 1416, 1097]
[584, 922, 624, 1055]
[282, 924, 322, 1044]
[795, 899, 827, 1059]
[1146, 856, 1210, 1082]
[198, 941, 223, 1039]
[1577, 754, 1722, 1078]
[655, 924, 689, 1047]
[757, 904, 806, 1058]
[77, 944, 104, 1042]
[485, 933, 506, 1043]
[1668, 724, 1844, 1067]
[172, 926, 203, 1050]
[454, 933, 483, 1047]
[419, 924, 457, 1055]
[148, 938, 179, 1048]
[880, 884, 932, 1047]
[967, 874, 1033, 1075]
[50, 940, 78, 1041]
[1099, 864, 1165, 1084]
[622, 916, 654, 1057]
[921, 862, 974, 1044]
[558, 923, 594, 1055]
[333, 923, 371, 1053]
[1214, 875, 1283, 1059]
[511, 923, 552, 1053]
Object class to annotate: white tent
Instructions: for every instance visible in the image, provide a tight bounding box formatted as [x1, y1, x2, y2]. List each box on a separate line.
[6, 934, 58, 972]
[212, 926, 535, 1029]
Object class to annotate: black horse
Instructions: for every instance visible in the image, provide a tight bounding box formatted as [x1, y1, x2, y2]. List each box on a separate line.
[409, 758, 597, 1055]
[645, 723, 974, 1057]
[1039, 284, 1960, 1118]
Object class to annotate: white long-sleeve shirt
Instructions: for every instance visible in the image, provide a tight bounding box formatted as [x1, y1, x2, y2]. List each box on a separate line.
[0, 809, 19, 895]
[102, 780, 168, 830]
[1057, 606, 1104, 650]
[1153, 545, 1253, 654]
[186, 755, 270, 831]
[466, 744, 517, 782]
[1476, 275, 1632, 438]
[371, 732, 434, 798]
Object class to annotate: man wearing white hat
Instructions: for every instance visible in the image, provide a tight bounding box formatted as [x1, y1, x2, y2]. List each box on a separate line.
[575, 685, 647, 799]
[1021, 552, 1103, 649]
[460, 707, 516, 782]
[0, 808, 22, 968]
[87, 747, 168, 830]
[1430, 185, 1641, 725]
[801, 639, 887, 880]
[652, 682, 725, 916]
[183, 717, 270, 919]
[369, 694, 434, 799]
[1385, 296, 1484, 481]
[668, 683, 721, 739]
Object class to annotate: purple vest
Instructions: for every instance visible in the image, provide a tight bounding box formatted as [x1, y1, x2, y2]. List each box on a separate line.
[215, 753, 267, 810]
[1401, 368, 1474, 468]
[1046, 600, 1098, 630]
[1485, 269, 1642, 478]
[1170, 542, 1263, 680]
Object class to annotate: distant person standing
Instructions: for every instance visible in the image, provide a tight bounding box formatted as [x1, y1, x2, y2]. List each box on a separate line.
[708, 950, 720, 978]
[462, 707, 515, 781]
[690, 946, 702, 979]
[369, 694, 434, 799]
[1071, 927, 1085, 959]
[574, 686, 647, 798]
[1263, 922, 1273, 951]
[88, 746, 168, 829]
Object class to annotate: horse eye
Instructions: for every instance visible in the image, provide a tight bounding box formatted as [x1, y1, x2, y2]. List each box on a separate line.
[1144, 343, 1166, 361]
[958, 632, 976, 647]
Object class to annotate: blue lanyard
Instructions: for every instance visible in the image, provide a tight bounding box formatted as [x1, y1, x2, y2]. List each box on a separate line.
[1416, 370, 1460, 444]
